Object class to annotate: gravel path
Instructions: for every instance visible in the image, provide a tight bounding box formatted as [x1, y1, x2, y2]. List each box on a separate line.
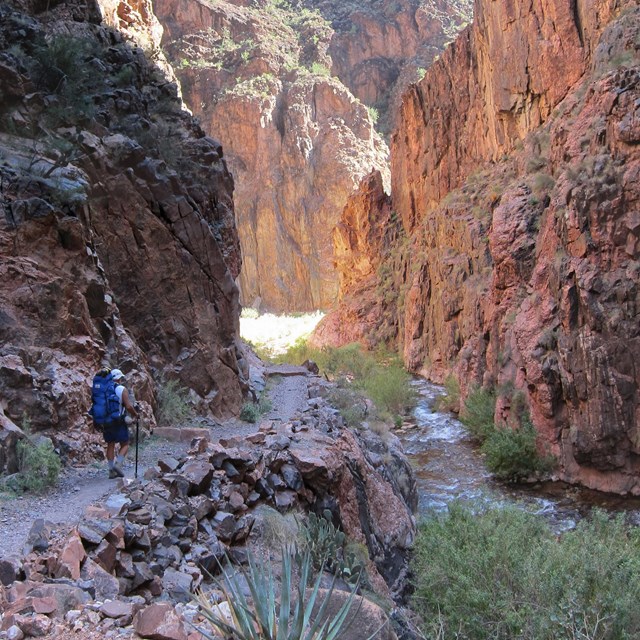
[0, 371, 312, 560]
[0, 437, 191, 559]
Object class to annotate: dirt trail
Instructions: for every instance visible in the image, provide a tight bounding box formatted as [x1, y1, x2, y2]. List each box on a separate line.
[0, 371, 311, 560]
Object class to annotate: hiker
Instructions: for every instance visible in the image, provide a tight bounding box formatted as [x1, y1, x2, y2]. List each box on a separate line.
[103, 369, 139, 478]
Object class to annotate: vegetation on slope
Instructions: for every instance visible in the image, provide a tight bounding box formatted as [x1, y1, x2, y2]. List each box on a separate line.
[413, 503, 640, 640]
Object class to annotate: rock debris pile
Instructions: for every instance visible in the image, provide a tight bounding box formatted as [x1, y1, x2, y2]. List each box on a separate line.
[0, 378, 416, 640]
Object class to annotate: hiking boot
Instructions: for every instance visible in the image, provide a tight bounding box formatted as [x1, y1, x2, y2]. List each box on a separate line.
[108, 468, 119, 479]
[113, 465, 125, 478]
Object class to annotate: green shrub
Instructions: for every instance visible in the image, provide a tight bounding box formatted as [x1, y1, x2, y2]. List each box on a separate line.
[194, 548, 361, 640]
[412, 503, 640, 640]
[157, 379, 192, 426]
[481, 418, 546, 480]
[279, 341, 416, 426]
[240, 391, 272, 423]
[254, 505, 301, 549]
[239, 402, 260, 423]
[434, 375, 460, 413]
[327, 385, 369, 428]
[459, 386, 496, 440]
[460, 388, 553, 480]
[29, 35, 100, 126]
[309, 62, 330, 76]
[361, 364, 416, 417]
[258, 394, 272, 415]
[3, 438, 61, 494]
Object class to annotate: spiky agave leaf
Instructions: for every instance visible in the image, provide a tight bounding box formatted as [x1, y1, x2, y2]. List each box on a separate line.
[194, 547, 367, 640]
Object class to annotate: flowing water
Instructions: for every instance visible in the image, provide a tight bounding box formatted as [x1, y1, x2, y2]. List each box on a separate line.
[400, 380, 640, 531]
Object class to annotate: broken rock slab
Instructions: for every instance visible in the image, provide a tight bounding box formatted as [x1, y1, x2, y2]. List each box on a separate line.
[134, 602, 189, 640]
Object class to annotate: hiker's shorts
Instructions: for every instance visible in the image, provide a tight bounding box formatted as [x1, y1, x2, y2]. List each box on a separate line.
[103, 420, 129, 444]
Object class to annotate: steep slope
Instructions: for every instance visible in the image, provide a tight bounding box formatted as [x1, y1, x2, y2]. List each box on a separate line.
[318, 0, 473, 132]
[0, 0, 247, 471]
[316, 0, 640, 494]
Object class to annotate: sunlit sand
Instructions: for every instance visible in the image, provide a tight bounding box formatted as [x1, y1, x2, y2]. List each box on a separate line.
[240, 310, 324, 355]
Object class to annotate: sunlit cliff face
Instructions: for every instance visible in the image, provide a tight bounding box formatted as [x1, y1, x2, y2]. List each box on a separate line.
[153, 0, 472, 313]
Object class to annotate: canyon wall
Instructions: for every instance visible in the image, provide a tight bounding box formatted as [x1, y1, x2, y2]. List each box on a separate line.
[153, 0, 472, 312]
[153, 0, 389, 312]
[319, 0, 472, 132]
[0, 0, 247, 471]
[317, 0, 640, 493]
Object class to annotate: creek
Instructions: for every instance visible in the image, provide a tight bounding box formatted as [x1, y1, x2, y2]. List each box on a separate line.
[399, 380, 640, 532]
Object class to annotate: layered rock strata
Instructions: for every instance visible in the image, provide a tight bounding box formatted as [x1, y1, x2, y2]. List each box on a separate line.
[0, 0, 247, 469]
[317, 1, 640, 493]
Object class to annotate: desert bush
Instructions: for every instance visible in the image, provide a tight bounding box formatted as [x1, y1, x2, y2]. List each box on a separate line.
[240, 393, 271, 423]
[239, 402, 260, 423]
[412, 503, 640, 640]
[253, 505, 301, 549]
[459, 385, 496, 440]
[29, 35, 101, 126]
[360, 364, 416, 418]
[434, 374, 460, 413]
[3, 438, 61, 494]
[157, 379, 192, 426]
[481, 418, 545, 480]
[278, 340, 416, 426]
[327, 385, 369, 428]
[460, 387, 552, 480]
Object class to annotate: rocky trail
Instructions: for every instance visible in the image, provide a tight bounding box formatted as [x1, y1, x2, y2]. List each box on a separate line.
[0, 368, 310, 561]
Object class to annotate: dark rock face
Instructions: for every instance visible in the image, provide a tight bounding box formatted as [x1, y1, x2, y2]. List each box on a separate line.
[0, 0, 247, 468]
[316, 1, 640, 494]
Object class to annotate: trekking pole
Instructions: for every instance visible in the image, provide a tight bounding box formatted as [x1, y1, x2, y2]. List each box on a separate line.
[135, 415, 140, 479]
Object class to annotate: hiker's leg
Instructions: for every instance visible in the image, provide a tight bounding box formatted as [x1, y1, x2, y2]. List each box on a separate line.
[106, 442, 116, 463]
[118, 442, 129, 460]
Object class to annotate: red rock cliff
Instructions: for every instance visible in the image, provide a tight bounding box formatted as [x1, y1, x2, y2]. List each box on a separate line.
[152, 0, 472, 312]
[319, 0, 472, 131]
[0, 0, 247, 470]
[153, 0, 390, 312]
[317, 0, 640, 494]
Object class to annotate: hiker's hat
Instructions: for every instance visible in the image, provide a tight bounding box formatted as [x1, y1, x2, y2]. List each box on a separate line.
[111, 369, 125, 381]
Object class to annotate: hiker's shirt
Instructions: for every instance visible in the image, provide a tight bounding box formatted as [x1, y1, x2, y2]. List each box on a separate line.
[114, 385, 131, 424]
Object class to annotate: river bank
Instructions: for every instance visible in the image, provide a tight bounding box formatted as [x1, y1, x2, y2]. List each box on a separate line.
[400, 380, 640, 532]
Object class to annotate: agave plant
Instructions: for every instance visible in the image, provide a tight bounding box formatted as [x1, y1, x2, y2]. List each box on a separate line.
[194, 547, 361, 640]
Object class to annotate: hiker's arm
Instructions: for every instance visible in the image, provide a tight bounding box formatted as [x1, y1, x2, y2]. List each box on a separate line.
[122, 388, 139, 418]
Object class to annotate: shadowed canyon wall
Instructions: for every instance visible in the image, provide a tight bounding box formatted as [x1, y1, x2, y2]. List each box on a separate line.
[0, 0, 248, 470]
[315, 0, 640, 494]
[153, 0, 472, 312]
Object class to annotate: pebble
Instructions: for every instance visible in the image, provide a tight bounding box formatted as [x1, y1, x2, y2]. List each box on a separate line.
[7, 626, 24, 640]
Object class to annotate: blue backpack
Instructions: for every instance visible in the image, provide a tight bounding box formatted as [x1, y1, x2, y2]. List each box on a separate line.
[90, 369, 121, 427]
